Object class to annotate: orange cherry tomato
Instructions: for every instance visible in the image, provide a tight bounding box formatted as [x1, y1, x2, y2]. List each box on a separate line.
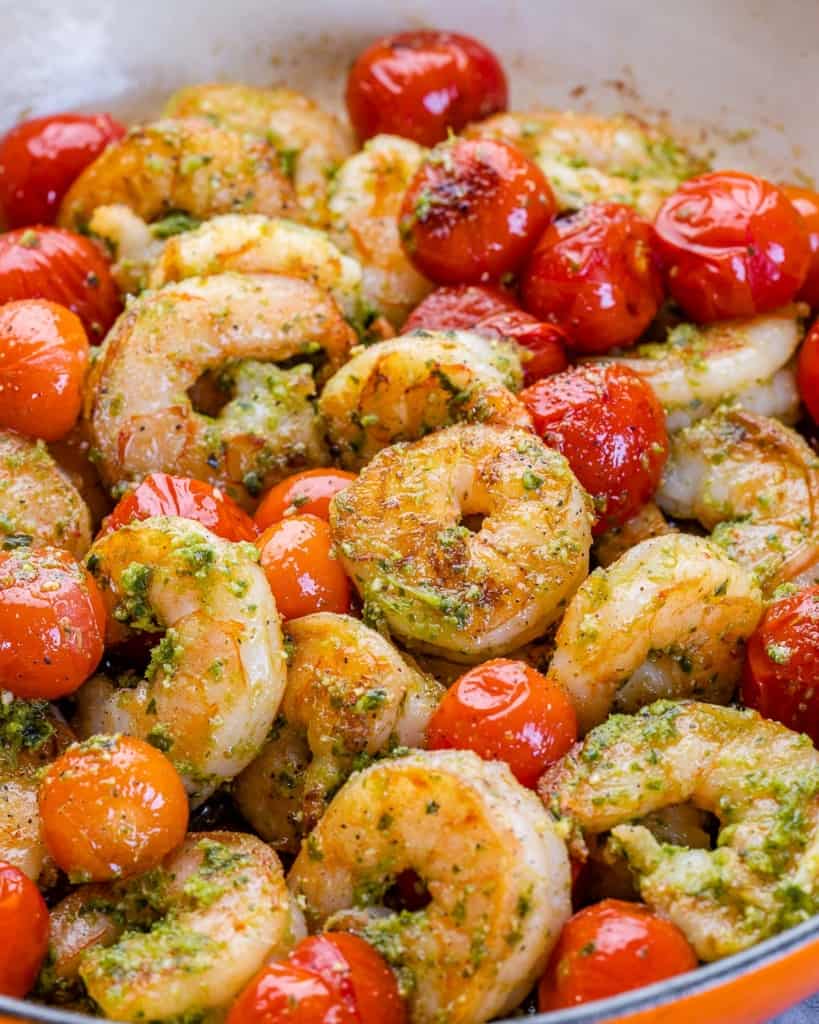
[521, 364, 669, 534]
[345, 30, 507, 146]
[0, 546, 105, 699]
[0, 298, 89, 441]
[39, 734, 189, 882]
[256, 514, 352, 620]
[783, 185, 819, 309]
[653, 171, 810, 322]
[0, 113, 125, 229]
[798, 318, 819, 424]
[227, 961, 356, 1024]
[426, 658, 577, 788]
[538, 899, 697, 1010]
[102, 473, 258, 542]
[254, 469, 357, 529]
[400, 137, 555, 284]
[521, 201, 663, 353]
[0, 226, 121, 339]
[0, 861, 49, 997]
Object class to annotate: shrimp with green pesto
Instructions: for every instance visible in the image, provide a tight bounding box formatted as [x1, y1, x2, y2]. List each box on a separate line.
[288, 749, 570, 1024]
[593, 501, 676, 568]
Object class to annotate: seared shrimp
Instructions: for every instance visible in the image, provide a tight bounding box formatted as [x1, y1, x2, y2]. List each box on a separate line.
[289, 749, 570, 1024]
[542, 700, 819, 960]
[319, 331, 531, 469]
[234, 612, 443, 851]
[593, 501, 676, 568]
[74, 516, 285, 800]
[86, 273, 353, 507]
[329, 134, 433, 326]
[548, 534, 762, 734]
[332, 423, 592, 661]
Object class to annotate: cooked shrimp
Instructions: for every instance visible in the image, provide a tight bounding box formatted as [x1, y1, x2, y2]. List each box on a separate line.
[542, 700, 819, 960]
[593, 501, 676, 568]
[47, 422, 113, 533]
[332, 423, 592, 661]
[548, 533, 763, 734]
[234, 612, 443, 851]
[329, 134, 433, 326]
[288, 749, 571, 1024]
[73, 516, 285, 800]
[319, 331, 531, 469]
[85, 273, 353, 507]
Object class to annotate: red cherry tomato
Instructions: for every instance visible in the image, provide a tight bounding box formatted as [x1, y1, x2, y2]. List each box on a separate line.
[0, 226, 121, 339]
[345, 30, 507, 146]
[227, 961, 355, 1024]
[653, 171, 810, 322]
[102, 473, 258, 542]
[784, 184, 819, 309]
[426, 658, 577, 787]
[0, 861, 50, 997]
[521, 364, 669, 534]
[474, 310, 569, 383]
[256, 514, 352, 620]
[798, 318, 819, 424]
[521, 202, 663, 353]
[0, 113, 125, 229]
[0, 545, 105, 699]
[400, 138, 555, 284]
[254, 469, 357, 529]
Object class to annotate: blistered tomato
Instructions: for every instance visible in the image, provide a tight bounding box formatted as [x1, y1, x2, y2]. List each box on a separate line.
[254, 469, 357, 529]
[0, 861, 50, 996]
[783, 184, 819, 308]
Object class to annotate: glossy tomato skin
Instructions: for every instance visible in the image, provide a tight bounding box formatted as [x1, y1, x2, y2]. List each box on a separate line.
[784, 184, 819, 308]
[0, 113, 125, 229]
[521, 364, 669, 534]
[653, 171, 810, 322]
[475, 310, 569, 383]
[521, 201, 663, 353]
[0, 546, 105, 699]
[798, 318, 819, 424]
[427, 658, 577, 787]
[400, 138, 555, 284]
[0, 861, 50, 997]
[227, 961, 355, 1024]
[345, 30, 507, 146]
[0, 226, 121, 339]
[254, 469, 357, 529]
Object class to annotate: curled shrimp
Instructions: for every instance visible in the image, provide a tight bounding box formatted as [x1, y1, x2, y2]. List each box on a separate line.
[319, 331, 531, 470]
[593, 501, 676, 568]
[85, 272, 354, 507]
[234, 612, 443, 851]
[548, 533, 763, 734]
[331, 423, 592, 661]
[288, 748, 571, 1024]
[541, 700, 819, 960]
[73, 516, 286, 800]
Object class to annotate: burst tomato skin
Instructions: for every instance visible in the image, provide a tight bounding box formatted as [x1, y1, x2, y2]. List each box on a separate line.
[0, 226, 121, 339]
[0, 113, 125, 229]
[0, 861, 50, 997]
[227, 961, 355, 1024]
[784, 184, 819, 309]
[798, 318, 819, 424]
[254, 469, 357, 529]
[345, 30, 507, 146]
[426, 658, 577, 787]
[521, 364, 668, 534]
[653, 171, 810, 322]
[521, 201, 663, 353]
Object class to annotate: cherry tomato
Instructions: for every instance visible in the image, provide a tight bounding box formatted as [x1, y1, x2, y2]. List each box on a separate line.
[102, 473, 258, 542]
[426, 658, 577, 787]
[39, 734, 189, 882]
[345, 30, 507, 146]
[653, 171, 810, 322]
[784, 184, 819, 309]
[0, 113, 125, 229]
[521, 364, 668, 534]
[400, 138, 555, 284]
[538, 899, 697, 1010]
[798, 318, 819, 424]
[256, 514, 352, 620]
[227, 961, 355, 1024]
[0, 861, 49, 997]
[521, 202, 663, 353]
[0, 298, 89, 441]
[0, 226, 121, 339]
[474, 310, 569, 383]
[0, 546, 105, 699]
[254, 469, 357, 529]
[742, 585, 819, 745]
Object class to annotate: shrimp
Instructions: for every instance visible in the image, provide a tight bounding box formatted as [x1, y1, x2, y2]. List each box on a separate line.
[593, 501, 676, 568]
[234, 612, 443, 852]
[0, 429, 91, 557]
[47, 422, 113, 534]
[73, 516, 286, 801]
[329, 134, 433, 326]
[466, 109, 706, 218]
[541, 700, 819, 961]
[331, 423, 593, 661]
[547, 533, 763, 734]
[319, 331, 531, 470]
[288, 749, 571, 1024]
[85, 273, 354, 507]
